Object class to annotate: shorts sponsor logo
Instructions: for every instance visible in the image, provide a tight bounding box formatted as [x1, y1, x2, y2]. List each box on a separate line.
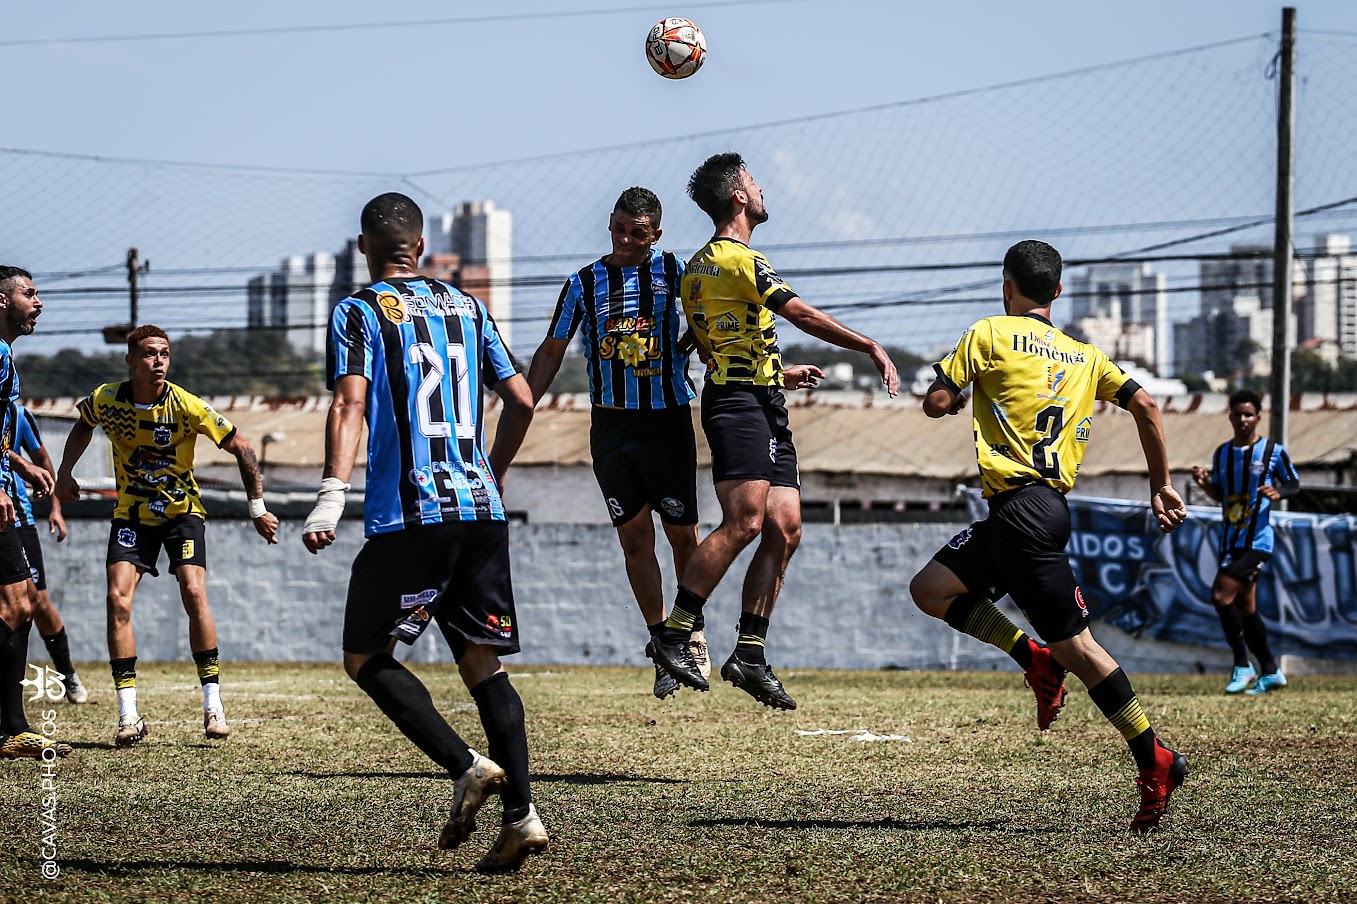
[29, 566, 39, 583]
[400, 588, 439, 610]
[1074, 586, 1088, 616]
[768, 438, 777, 463]
[486, 613, 513, 639]
[117, 527, 137, 548]
[390, 605, 432, 644]
[947, 527, 973, 550]
[181, 541, 195, 560]
[606, 497, 624, 519]
[660, 497, 684, 519]
[152, 424, 173, 446]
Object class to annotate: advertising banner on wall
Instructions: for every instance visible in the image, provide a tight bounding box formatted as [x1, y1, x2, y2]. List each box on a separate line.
[965, 491, 1357, 660]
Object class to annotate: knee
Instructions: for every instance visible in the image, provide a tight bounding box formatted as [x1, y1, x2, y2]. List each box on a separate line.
[343, 653, 369, 682]
[908, 573, 936, 614]
[106, 590, 134, 624]
[617, 530, 652, 561]
[725, 514, 764, 547]
[1211, 591, 1234, 609]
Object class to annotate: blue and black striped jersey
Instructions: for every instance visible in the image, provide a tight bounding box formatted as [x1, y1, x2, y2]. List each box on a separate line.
[4, 404, 42, 527]
[548, 249, 695, 409]
[0, 338, 18, 489]
[329, 277, 519, 537]
[1209, 438, 1300, 555]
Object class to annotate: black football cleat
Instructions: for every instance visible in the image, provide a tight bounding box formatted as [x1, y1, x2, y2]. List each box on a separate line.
[647, 636, 709, 691]
[720, 651, 797, 710]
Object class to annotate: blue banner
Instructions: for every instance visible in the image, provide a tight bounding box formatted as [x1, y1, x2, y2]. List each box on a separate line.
[966, 491, 1357, 660]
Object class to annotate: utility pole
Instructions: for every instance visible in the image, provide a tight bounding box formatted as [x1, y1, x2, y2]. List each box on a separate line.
[126, 247, 141, 329]
[1269, 7, 1296, 448]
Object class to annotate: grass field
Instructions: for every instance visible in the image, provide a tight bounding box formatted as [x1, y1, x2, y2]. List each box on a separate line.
[2, 661, 1356, 903]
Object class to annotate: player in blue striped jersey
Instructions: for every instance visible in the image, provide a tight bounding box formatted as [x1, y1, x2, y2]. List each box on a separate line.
[1191, 389, 1300, 696]
[527, 187, 707, 700]
[303, 193, 545, 873]
[4, 404, 89, 703]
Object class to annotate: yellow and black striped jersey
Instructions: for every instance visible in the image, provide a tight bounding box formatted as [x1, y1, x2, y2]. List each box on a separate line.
[933, 313, 1140, 498]
[681, 237, 797, 385]
[77, 381, 237, 524]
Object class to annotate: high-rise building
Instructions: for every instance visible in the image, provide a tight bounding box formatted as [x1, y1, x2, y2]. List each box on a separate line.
[1062, 262, 1169, 375]
[1300, 234, 1357, 360]
[246, 241, 366, 357]
[430, 200, 513, 346]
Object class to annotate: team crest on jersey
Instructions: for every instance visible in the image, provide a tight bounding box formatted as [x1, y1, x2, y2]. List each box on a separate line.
[947, 527, 973, 550]
[652, 279, 668, 294]
[117, 527, 137, 548]
[1251, 460, 1266, 475]
[660, 497, 684, 519]
[152, 424, 173, 446]
[376, 290, 410, 324]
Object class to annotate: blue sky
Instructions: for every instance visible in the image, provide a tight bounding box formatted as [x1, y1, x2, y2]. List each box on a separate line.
[5, 1, 1357, 358]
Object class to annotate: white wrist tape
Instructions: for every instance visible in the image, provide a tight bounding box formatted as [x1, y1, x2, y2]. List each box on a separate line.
[302, 478, 350, 534]
[248, 497, 268, 519]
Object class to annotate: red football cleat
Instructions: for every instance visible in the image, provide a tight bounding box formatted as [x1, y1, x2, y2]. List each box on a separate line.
[1023, 638, 1068, 731]
[1131, 740, 1189, 832]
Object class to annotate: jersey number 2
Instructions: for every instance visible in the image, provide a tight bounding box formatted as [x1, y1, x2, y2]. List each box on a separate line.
[409, 342, 474, 440]
[1032, 405, 1064, 479]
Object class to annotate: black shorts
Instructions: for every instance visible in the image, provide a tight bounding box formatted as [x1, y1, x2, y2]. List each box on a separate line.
[107, 515, 207, 577]
[590, 405, 699, 527]
[932, 485, 1089, 644]
[0, 527, 31, 588]
[700, 382, 799, 489]
[1219, 548, 1270, 585]
[343, 520, 520, 658]
[16, 524, 45, 591]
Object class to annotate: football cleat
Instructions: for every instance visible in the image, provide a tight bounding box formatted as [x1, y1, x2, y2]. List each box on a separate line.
[115, 715, 149, 748]
[689, 630, 711, 681]
[719, 651, 797, 710]
[0, 731, 73, 759]
[1244, 670, 1287, 696]
[204, 708, 231, 740]
[1023, 639, 1068, 731]
[1131, 740, 1189, 832]
[1224, 664, 1257, 694]
[652, 663, 679, 700]
[439, 751, 506, 851]
[63, 672, 90, 704]
[475, 804, 549, 874]
[646, 635, 708, 691]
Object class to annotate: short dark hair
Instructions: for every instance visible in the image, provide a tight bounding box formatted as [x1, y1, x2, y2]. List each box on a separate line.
[687, 152, 746, 224]
[1228, 388, 1263, 413]
[127, 324, 170, 353]
[0, 266, 32, 290]
[614, 187, 662, 226]
[1002, 241, 1063, 304]
[360, 192, 424, 254]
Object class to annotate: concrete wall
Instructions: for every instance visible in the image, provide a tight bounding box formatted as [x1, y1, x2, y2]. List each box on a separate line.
[29, 519, 1236, 677]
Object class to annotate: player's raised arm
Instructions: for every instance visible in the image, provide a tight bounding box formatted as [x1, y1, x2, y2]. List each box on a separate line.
[54, 419, 96, 503]
[777, 297, 899, 397]
[302, 374, 367, 554]
[220, 431, 279, 544]
[489, 374, 535, 486]
[1126, 388, 1186, 533]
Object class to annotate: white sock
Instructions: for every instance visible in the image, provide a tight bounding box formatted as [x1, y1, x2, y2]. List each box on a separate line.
[203, 682, 222, 713]
[117, 687, 139, 721]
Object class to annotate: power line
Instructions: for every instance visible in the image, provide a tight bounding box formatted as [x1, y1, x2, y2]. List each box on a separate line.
[0, 0, 799, 48]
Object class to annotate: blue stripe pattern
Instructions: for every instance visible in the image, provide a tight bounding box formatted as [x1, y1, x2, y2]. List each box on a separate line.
[0, 339, 18, 491]
[3, 405, 42, 526]
[547, 249, 694, 409]
[1211, 438, 1299, 554]
[329, 277, 519, 537]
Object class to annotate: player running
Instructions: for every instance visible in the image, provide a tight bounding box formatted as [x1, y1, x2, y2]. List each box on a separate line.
[1190, 389, 1298, 695]
[55, 325, 279, 747]
[909, 240, 1190, 832]
[303, 192, 545, 873]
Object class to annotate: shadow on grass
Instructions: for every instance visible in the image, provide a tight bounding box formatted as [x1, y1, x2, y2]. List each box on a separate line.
[691, 816, 1023, 832]
[271, 770, 685, 785]
[28, 858, 457, 877]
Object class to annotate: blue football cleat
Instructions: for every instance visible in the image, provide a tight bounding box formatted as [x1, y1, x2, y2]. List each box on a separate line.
[1225, 664, 1257, 694]
[1245, 671, 1287, 695]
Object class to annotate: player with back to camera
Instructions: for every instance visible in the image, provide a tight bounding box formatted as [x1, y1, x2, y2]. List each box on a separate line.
[0, 265, 73, 760]
[302, 192, 546, 873]
[55, 325, 280, 748]
[909, 240, 1190, 831]
[647, 152, 898, 711]
[527, 186, 709, 701]
[1190, 388, 1298, 696]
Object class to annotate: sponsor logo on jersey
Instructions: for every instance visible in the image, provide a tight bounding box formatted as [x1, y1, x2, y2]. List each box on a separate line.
[688, 264, 721, 278]
[651, 279, 669, 294]
[400, 588, 439, 610]
[714, 313, 740, 332]
[117, 527, 137, 548]
[149, 498, 169, 514]
[1251, 460, 1266, 475]
[660, 497, 685, 519]
[377, 291, 410, 324]
[409, 467, 434, 492]
[1075, 416, 1093, 444]
[1012, 332, 1086, 364]
[152, 424, 173, 446]
[947, 527, 973, 550]
[603, 315, 655, 334]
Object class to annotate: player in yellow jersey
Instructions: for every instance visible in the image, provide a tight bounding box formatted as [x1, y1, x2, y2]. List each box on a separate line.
[648, 152, 899, 710]
[55, 325, 279, 748]
[909, 240, 1189, 831]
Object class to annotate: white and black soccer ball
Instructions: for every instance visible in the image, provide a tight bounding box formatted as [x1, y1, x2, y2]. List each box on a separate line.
[646, 17, 707, 80]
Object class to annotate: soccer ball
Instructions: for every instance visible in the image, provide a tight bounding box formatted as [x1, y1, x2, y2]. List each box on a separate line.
[646, 17, 706, 79]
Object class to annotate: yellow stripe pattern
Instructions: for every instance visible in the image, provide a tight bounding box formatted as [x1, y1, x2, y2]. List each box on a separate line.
[1108, 697, 1152, 740]
[963, 600, 1024, 654]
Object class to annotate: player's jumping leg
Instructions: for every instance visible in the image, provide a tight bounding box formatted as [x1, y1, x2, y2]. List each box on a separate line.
[616, 509, 680, 699]
[910, 559, 1067, 729]
[721, 485, 801, 710]
[458, 645, 547, 874]
[107, 562, 148, 748]
[650, 479, 770, 690]
[660, 520, 706, 680]
[177, 565, 230, 739]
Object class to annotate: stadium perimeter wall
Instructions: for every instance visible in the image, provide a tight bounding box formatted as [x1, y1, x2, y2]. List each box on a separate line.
[28, 520, 1238, 676]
